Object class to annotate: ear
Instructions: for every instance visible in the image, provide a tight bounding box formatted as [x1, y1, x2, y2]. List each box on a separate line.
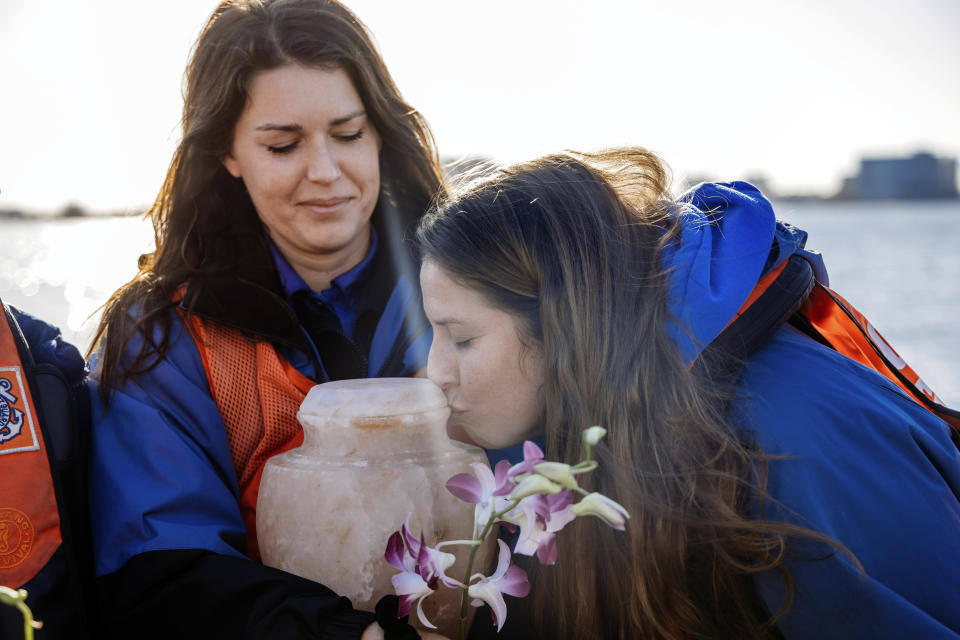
[222, 153, 242, 178]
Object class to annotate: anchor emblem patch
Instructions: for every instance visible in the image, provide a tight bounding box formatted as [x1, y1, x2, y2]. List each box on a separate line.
[0, 368, 39, 454]
[0, 377, 26, 443]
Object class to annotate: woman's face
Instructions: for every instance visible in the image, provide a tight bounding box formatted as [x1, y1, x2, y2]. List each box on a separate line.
[223, 64, 381, 268]
[420, 259, 545, 450]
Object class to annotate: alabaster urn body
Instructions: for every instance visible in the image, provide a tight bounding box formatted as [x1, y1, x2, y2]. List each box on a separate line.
[257, 377, 492, 636]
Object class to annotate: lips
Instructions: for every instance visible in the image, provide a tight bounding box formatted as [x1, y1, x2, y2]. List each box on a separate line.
[298, 196, 352, 212]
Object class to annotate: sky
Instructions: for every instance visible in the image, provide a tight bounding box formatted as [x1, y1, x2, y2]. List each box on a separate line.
[1, 0, 959, 213]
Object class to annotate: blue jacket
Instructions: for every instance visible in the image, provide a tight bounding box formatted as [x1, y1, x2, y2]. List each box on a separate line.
[88, 222, 431, 638]
[89, 273, 430, 579]
[675, 182, 960, 638]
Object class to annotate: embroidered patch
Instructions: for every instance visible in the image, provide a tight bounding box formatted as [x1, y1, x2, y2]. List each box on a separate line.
[0, 508, 34, 569]
[0, 367, 39, 455]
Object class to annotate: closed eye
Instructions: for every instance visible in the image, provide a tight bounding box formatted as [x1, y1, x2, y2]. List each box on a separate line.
[334, 130, 364, 142]
[267, 141, 299, 154]
[454, 338, 474, 350]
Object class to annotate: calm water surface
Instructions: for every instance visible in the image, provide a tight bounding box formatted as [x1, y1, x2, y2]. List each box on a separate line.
[1, 200, 958, 405]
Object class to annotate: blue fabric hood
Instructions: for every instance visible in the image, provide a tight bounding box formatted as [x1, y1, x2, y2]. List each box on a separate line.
[663, 181, 826, 365]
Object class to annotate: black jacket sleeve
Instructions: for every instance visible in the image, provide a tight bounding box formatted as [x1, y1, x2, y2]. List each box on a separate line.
[95, 549, 388, 639]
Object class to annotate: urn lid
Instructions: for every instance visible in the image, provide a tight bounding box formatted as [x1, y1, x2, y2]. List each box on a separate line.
[298, 377, 448, 420]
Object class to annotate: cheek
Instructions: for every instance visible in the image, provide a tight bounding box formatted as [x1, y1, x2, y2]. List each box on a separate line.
[351, 141, 381, 190]
[246, 167, 299, 211]
[458, 350, 500, 396]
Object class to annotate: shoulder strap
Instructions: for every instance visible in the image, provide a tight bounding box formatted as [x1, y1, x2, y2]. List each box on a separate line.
[699, 257, 960, 447]
[180, 312, 315, 559]
[794, 283, 960, 440]
[0, 299, 96, 637]
[0, 300, 63, 588]
[695, 255, 814, 386]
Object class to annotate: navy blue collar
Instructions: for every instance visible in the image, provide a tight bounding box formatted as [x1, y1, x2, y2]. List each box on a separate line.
[267, 228, 379, 301]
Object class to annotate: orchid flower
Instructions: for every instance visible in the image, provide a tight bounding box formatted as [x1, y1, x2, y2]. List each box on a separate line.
[467, 539, 530, 631]
[398, 515, 460, 587]
[446, 460, 513, 535]
[384, 516, 460, 628]
[387, 429, 629, 640]
[505, 441, 545, 479]
[505, 489, 576, 565]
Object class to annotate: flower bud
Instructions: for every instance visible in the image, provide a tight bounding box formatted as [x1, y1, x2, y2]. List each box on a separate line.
[508, 474, 563, 501]
[570, 492, 630, 530]
[583, 426, 607, 446]
[533, 462, 579, 490]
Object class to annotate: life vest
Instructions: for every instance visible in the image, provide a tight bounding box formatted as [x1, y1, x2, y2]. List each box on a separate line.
[707, 255, 960, 442]
[182, 313, 315, 561]
[0, 298, 93, 638]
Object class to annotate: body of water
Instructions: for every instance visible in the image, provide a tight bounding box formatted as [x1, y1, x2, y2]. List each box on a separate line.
[1, 200, 958, 405]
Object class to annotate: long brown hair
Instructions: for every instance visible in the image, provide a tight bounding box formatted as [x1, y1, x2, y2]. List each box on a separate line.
[417, 148, 851, 639]
[91, 0, 443, 399]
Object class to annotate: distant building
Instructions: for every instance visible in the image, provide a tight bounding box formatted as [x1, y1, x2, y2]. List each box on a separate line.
[59, 202, 87, 217]
[837, 152, 958, 199]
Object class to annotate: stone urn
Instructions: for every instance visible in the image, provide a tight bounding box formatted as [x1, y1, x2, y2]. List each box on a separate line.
[257, 377, 493, 637]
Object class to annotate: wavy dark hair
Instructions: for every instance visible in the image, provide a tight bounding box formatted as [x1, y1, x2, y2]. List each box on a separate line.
[91, 0, 443, 398]
[416, 147, 853, 639]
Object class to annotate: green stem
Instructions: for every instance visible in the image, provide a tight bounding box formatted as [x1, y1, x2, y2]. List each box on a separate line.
[457, 500, 520, 640]
[0, 587, 40, 640]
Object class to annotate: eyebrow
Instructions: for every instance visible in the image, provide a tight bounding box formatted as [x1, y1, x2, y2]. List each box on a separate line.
[254, 110, 367, 132]
[431, 317, 465, 327]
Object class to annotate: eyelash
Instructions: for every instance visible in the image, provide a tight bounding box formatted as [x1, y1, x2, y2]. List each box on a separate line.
[267, 142, 299, 155]
[454, 338, 473, 350]
[266, 130, 364, 155]
[336, 130, 364, 142]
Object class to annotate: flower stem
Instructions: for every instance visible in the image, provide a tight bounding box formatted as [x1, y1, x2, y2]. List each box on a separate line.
[0, 587, 41, 640]
[457, 500, 520, 640]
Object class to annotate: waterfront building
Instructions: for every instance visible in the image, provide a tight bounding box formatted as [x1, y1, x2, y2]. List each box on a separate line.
[838, 152, 958, 199]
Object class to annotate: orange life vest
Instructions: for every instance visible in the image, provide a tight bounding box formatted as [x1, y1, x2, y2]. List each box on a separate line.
[0, 302, 62, 588]
[182, 314, 315, 560]
[800, 283, 960, 433]
[729, 257, 960, 435]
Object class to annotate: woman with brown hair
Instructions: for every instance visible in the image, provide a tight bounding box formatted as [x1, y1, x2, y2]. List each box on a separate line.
[416, 148, 960, 639]
[88, 1, 447, 637]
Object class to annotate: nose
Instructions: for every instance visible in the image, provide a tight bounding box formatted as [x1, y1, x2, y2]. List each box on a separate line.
[426, 337, 457, 393]
[306, 141, 342, 183]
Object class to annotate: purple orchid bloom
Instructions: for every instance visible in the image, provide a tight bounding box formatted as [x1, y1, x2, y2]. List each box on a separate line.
[384, 516, 459, 628]
[468, 539, 531, 631]
[505, 489, 576, 565]
[386, 534, 436, 627]
[505, 441, 545, 479]
[446, 460, 513, 533]
[398, 515, 460, 587]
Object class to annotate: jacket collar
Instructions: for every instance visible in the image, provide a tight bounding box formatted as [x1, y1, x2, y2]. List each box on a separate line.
[179, 204, 424, 356]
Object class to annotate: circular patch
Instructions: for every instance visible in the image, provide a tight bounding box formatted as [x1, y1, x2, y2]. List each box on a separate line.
[0, 508, 34, 569]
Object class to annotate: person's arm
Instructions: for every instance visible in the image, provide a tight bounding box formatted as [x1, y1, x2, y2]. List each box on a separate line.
[88, 314, 400, 638]
[97, 549, 375, 638]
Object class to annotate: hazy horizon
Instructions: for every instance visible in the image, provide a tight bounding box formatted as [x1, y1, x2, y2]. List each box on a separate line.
[2, 0, 959, 212]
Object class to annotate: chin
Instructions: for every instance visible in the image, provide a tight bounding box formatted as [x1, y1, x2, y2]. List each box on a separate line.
[467, 432, 514, 452]
[454, 425, 495, 451]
